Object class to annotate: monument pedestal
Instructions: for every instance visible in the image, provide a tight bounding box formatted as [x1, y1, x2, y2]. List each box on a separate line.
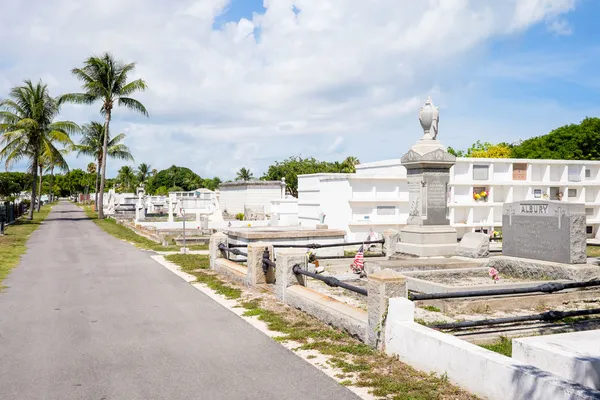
[397, 225, 457, 257]
[396, 97, 457, 258]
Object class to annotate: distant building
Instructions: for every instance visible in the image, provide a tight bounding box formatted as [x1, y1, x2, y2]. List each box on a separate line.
[298, 158, 600, 240]
[218, 180, 287, 217]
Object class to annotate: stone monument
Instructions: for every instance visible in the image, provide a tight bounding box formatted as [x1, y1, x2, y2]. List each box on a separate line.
[502, 200, 586, 264]
[396, 97, 457, 257]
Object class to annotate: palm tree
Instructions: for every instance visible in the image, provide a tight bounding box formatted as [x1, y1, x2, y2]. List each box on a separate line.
[137, 163, 151, 183]
[0, 80, 78, 219]
[117, 165, 136, 192]
[60, 53, 148, 219]
[236, 167, 254, 181]
[341, 156, 360, 173]
[75, 122, 134, 205]
[37, 137, 72, 210]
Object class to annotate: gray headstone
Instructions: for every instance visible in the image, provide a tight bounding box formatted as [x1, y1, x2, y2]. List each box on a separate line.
[502, 200, 586, 264]
[455, 232, 489, 258]
[406, 169, 451, 226]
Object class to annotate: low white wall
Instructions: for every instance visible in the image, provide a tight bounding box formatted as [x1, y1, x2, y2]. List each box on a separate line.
[384, 298, 600, 400]
[513, 331, 600, 390]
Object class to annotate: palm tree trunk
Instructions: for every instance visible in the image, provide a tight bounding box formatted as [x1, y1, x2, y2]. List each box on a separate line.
[29, 146, 40, 220]
[37, 164, 43, 212]
[98, 110, 111, 219]
[95, 157, 101, 206]
[50, 166, 54, 203]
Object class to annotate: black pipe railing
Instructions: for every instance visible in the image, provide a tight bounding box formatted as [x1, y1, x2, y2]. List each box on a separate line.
[292, 264, 368, 296]
[429, 308, 600, 330]
[218, 243, 248, 257]
[409, 280, 600, 301]
[262, 248, 276, 273]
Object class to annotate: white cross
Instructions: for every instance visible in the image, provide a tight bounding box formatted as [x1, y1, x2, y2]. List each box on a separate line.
[555, 206, 564, 229]
[504, 205, 515, 226]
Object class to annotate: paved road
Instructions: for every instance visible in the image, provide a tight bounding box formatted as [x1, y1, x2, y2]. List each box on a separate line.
[0, 202, 358, 400]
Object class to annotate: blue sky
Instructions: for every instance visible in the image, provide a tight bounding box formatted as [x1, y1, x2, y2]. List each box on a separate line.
[0, 0, 599, 180]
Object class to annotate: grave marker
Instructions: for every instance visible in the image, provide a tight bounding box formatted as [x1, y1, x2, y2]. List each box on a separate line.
[502, 200, 586, 264]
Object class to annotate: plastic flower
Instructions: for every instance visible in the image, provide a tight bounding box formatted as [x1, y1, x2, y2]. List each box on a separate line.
[488, 267, 500, 283]
[474, 193, 481, 200]
[480, 191, 487, 197]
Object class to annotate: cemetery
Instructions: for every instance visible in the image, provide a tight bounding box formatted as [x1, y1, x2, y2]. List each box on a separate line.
[196, 98, 600, 399]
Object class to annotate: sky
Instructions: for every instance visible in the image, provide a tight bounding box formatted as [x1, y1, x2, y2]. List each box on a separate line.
[1, 0, 599, 181]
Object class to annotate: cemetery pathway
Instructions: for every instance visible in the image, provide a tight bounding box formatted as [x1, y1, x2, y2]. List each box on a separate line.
[0, 202, 359, 400]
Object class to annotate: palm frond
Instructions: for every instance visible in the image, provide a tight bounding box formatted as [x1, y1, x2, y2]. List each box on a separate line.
[117, 97, 148, 116]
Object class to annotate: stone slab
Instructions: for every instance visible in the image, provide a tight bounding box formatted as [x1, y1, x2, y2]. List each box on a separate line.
[224, 227, 346, 239]
[513, 330, 600, 390]
[396, 242, 457, 257]
[455, 232, 489, 258]
[502, 200, 586, 264]
[367, 257, 486, 275]
[488, 256, 600, 281]
[400, 225, 457, 245]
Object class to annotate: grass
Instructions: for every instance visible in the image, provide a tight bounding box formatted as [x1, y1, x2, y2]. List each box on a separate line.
[81, 205, 208, 252]
[421, 305, 441, 313]
[587, 245, 600, 257]
[479, 336, 512, 357]
[0, 205, 52, 288]
[164, 254, 242, 299]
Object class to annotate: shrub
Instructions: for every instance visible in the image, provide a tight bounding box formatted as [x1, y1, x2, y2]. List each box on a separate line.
[236, 213, 244, 221]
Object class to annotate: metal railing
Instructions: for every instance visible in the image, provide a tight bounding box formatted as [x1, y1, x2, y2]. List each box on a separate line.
[429, 308, 600, 330]
[262, 248, 276, 273]
[218, 243, 248, 257]
[409, 280, 600, 301]
[292, 264, 368, 296]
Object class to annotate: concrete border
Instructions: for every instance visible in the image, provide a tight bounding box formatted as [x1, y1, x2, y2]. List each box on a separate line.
[384, 298, 600, 400]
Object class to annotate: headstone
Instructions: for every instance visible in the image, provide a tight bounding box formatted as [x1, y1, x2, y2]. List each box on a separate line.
[455, 232, 489, 258]
[502, 200, 586, 264]
[396, 97, 457, 257]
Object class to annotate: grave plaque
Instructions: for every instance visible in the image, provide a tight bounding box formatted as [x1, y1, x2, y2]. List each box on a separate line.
[502, 200, 586, 264]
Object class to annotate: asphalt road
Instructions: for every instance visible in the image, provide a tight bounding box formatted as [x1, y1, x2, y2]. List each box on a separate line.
[0, 202, 359, 400]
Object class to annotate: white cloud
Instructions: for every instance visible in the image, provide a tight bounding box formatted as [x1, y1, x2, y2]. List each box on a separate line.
[0, 0, 580, 179]
[546, 18, 573, 35]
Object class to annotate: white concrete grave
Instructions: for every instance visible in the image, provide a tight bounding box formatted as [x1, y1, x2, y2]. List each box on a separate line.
[513, 330, 600, 390]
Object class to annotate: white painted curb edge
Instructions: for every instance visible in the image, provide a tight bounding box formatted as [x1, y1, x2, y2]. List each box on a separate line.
[150, 255, 373, 400]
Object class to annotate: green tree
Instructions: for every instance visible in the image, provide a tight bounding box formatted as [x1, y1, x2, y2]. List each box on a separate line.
[341, 156, 360, 173]
[0, 80, 78, 219]
[446, 141, 511, 158]
[38, 139, 72, 208]
[512, 118, 600, 160]
[236, 167, 254, 181]
[75, 121, 134, 204]
[262, 156, 356, 197]
[146, 166, 202, 194]
[137, 163, 151, 184]
[202, 177, 222, 191]
[61, 53, 148, 219]
[117, 165, 137, 193]
[0, 172, 30, 199]
[447, 146, 465, 157]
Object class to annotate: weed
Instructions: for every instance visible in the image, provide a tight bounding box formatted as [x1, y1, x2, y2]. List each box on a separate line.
[422, 305, 441, 313]
[164, 254, 209, 271]
[479, 336, 512, 357]
[340, 380, 352, 386]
